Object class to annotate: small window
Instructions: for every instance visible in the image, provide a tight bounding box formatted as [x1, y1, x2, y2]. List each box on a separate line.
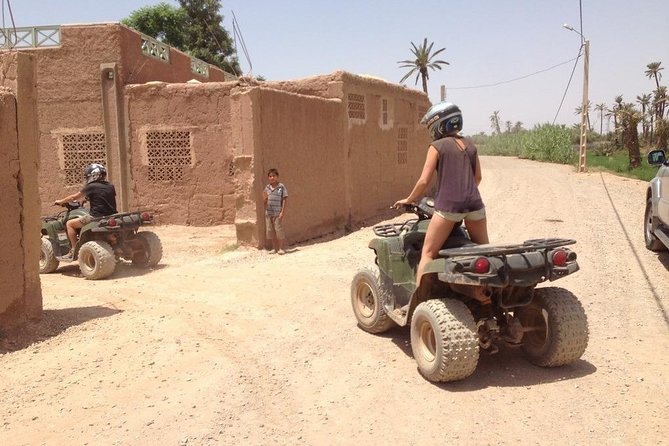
[60, 132, 107, 185]
[145, 130, 193, 182]
[347, 93, 366, 121]
[397, 127, 408, 165]
[382, 99, 388, 125]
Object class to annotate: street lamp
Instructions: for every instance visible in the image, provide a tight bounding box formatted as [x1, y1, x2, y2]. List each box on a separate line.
[563, 23, 589, 173]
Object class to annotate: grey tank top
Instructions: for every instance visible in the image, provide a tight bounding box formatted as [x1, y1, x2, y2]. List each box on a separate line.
[432, 136, 484, 213]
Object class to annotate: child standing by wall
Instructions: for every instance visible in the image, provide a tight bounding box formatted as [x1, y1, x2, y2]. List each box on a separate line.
[263, 168, 288, 254]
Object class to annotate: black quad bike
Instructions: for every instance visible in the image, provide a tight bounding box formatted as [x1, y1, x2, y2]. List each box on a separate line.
[351, 198, 588, 383]
[40, 201, 163, 280]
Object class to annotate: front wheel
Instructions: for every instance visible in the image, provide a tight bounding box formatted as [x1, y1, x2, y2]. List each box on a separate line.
[39, 238, 59, 273]
[410, 298, 479, 382]
[644, 197, 666, 251]
[132, 231, 163, 267]
[516, 287, 588, 367]
[78, 240, 116, 280]
[350, 267, 397, 334]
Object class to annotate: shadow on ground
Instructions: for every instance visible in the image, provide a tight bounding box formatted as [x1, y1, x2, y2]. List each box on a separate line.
[377, 327, 596, 389]
[55, 262, 166, 279]
[0, 306, 123, 354]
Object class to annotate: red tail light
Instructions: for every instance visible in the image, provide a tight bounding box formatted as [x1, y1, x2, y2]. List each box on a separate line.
[473, 257, 490, 274]
[141, 212, 151, 221]
[107, 218, 117, 227]
[552, 249, 568, 266]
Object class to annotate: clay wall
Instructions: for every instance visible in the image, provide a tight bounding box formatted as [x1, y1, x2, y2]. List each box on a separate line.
[0, 53, 43, 327]
[250, 88, 347, 244]
[124, 82, 239, 225]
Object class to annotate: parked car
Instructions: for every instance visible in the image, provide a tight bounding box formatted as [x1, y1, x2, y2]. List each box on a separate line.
[645, 149, 669, 251]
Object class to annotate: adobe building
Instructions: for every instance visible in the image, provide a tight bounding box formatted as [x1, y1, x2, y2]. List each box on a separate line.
[1, 23, 431, 321]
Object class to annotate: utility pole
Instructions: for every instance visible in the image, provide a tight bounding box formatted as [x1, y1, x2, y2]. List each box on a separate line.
[578, 39, 589, 173]
[563, 24, 589, 173]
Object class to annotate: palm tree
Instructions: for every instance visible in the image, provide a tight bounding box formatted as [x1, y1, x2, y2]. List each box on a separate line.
[611, 95, 624, 130]
[636, 94, 651, 140]
[489, 110, 501, 135]
[594, 103, 607, 135]
[619, 103, 642, 168]
[654, 86, 667, 120]
[574, 100, 592, 132]
[645, 62, 664, 90]
[398, 38, 449, 94]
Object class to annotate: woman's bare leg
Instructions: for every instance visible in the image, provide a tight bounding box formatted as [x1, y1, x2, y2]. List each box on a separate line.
[465, 218, 489, 244]
[416, 214, 456, 288]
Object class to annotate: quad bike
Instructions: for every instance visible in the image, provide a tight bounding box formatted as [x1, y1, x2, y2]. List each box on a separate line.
[351, 198, 588, 383]
[40, 201, 163, 280]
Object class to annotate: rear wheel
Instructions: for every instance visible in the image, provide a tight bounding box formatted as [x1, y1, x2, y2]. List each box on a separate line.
[410, 298, 479, 382]
[78, 241, 116, 280]
[644, 197, 667, 251]
[39, 238, 59, 273]
[350, 267, 397, 334]
[516, 287, 588, 367]
[132, 231, 163, 267]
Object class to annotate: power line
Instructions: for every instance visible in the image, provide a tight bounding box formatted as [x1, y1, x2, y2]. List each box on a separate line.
[448, 57, 578, 90]
[231, 11, 252, 77]
[552, 44, 584, 124]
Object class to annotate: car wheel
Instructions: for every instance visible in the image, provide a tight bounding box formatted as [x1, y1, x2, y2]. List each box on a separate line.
[644, 197, 667, 251]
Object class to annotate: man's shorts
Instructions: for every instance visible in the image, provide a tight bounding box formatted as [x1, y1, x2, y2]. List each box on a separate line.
[79, 214, 94, 225]
[265, 215, 285, 239]
[434, 207, 486, 222]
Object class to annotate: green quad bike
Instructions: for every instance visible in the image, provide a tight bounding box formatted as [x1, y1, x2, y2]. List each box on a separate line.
[40, 201, 163, 280]
[351, 198, 589, 383]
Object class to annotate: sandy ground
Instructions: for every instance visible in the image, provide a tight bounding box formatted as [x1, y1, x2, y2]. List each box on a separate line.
[1, 156, 668, 446]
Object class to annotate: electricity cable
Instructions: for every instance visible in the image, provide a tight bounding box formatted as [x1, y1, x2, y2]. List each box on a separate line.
[448, 57, 578, 90]
[552, 44, 584, 124]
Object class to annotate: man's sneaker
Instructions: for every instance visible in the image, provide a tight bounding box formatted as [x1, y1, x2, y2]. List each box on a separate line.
[58, 251, 74, 261]
[278, 249, 287, 255]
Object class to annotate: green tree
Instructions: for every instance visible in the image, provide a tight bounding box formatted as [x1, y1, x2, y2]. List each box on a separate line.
[398, 38, 449, 94]
[489, 110, 501, 135]
[618, 103, 641, 168]
[574, 100, 592, 132]
[121, 3, 186, 48]
[178, 0, 239, 75]
[123, 0, 240, 75]
[636, 94, 651, 141]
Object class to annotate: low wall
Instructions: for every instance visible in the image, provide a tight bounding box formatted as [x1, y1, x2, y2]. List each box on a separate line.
[0, 53, 42, 327]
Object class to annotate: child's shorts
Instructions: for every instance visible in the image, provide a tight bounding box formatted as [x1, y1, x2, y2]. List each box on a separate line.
[266, 215, 285, 239]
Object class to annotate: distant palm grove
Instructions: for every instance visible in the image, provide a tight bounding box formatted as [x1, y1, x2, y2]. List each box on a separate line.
[477, 61, 667, 173]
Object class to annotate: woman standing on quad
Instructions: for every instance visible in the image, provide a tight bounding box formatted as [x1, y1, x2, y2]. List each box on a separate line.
[394, 102, 489, 286]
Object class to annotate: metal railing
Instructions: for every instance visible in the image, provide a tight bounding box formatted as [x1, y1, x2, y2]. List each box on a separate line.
[0, 25, 61, 49]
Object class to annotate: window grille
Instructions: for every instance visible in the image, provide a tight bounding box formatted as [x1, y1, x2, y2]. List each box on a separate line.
[191, 58, 210, 78]
[146, 131, 192, 182]
[397, 127, 408, 165]
[347, 93, 366, 120]
[141, 35, 170, 63]
[382, 99, 388, 125]
[61, 133, 107, 185]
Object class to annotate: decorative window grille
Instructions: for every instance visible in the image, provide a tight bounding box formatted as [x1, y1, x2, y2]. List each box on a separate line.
[61, 133, 107, 185]
[191, 58, 210, 78]
[146, 130, 192, 182]
[397, 127, 408, 165]
[141, 34, 170, 63]
[382, 99, 388, 125]
[347, 93, 366, 121]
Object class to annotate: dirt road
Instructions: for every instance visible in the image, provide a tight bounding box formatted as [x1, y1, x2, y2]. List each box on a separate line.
[1, 156, 667, 445]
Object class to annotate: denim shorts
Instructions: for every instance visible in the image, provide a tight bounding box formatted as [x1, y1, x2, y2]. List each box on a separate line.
[434, 207, 486, 222]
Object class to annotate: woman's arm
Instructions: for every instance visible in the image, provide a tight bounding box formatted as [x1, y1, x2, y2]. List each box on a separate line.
[395, 146, 439, 207]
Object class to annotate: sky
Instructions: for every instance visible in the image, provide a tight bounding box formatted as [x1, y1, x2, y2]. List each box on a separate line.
[4, 0, 668, 135]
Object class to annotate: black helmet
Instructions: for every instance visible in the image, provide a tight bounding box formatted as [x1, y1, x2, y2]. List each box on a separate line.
[420, 101, 463, 140]
[83, 163, 107, 184]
